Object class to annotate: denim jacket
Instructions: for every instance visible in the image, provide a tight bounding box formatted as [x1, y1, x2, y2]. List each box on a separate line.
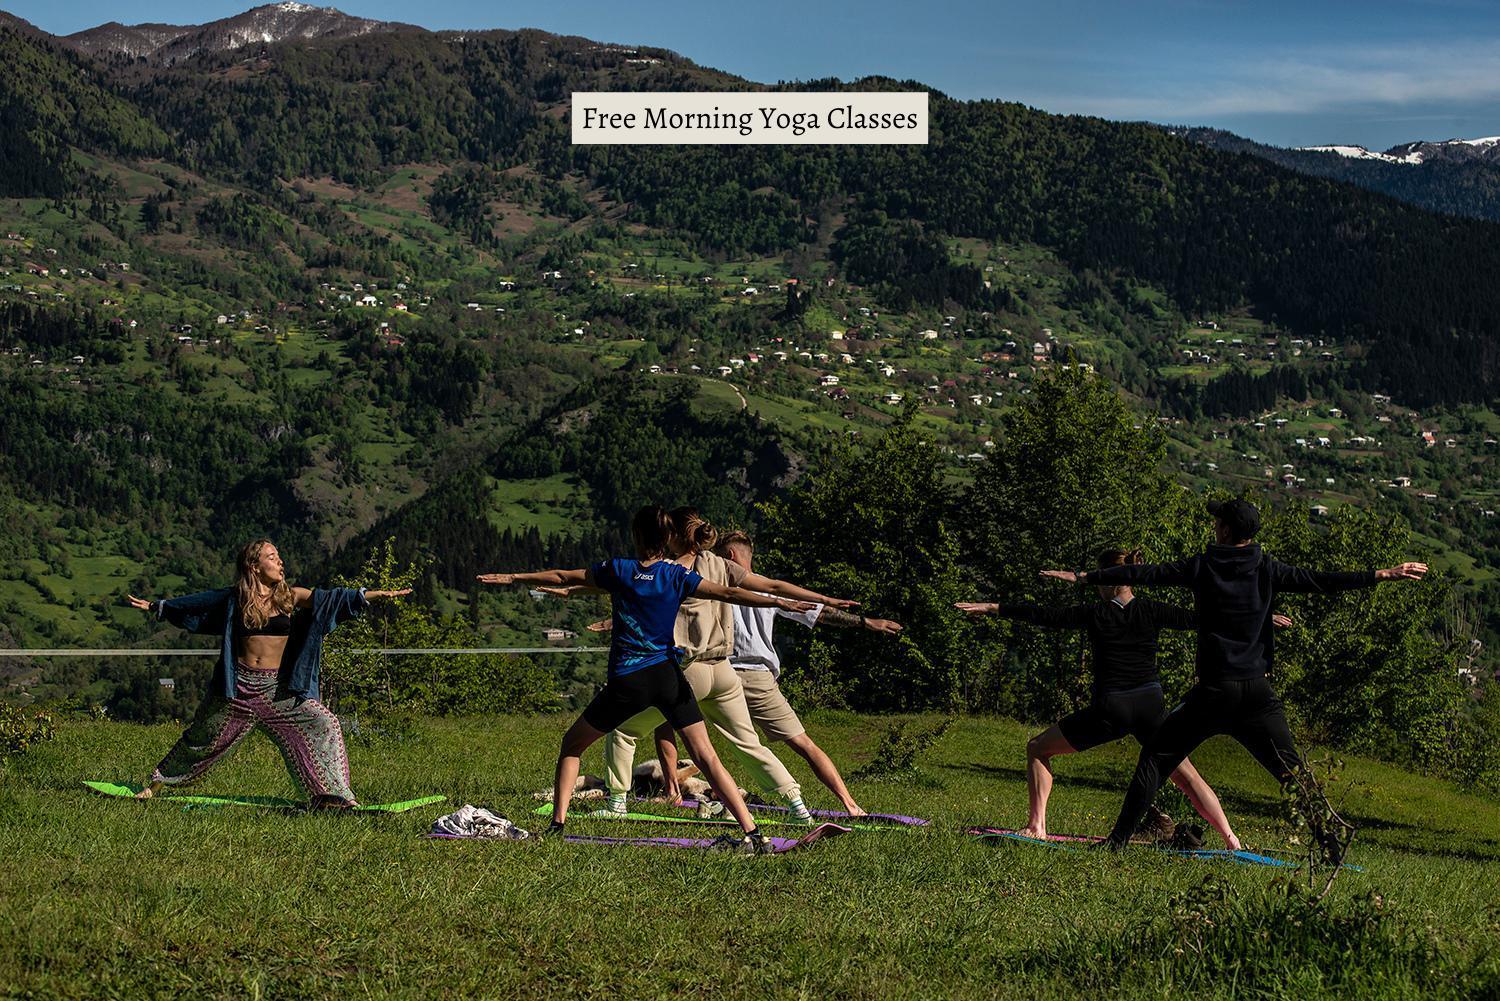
[156, 587, 369, 701]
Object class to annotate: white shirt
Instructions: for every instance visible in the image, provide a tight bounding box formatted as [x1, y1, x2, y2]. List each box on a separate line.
[729, 594, 822, 678]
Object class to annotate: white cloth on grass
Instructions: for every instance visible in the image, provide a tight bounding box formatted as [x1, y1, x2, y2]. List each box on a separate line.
[431, 804, 530, 840]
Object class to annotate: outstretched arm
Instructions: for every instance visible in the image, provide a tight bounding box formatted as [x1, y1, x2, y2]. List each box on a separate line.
[1270, 559, 1425, 593]
[475, 568, 592, 587]
[1049, 557, 1199, 588]
[127, 588, 231, 634]
[295, 585, 410, 609]
[694, 578, 816, 613]
[1141, 600, 1197, 631]
[817, 606, 903, 634]
[957, 601, 1092, 629]
[535, 584, 610, 598]
[363, 588, 413, 600]
[738, 571, 858, 609]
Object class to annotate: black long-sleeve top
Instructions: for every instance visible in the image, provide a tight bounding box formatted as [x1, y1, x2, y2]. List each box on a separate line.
[1082, 543, 1376, 684]
[995, 597, 1196, 698]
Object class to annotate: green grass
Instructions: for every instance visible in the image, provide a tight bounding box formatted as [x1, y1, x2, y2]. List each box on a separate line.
[487, 474, 592, 537]
[2, 714, 1497, 997]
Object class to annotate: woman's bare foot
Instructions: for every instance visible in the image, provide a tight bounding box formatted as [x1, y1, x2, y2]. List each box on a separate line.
[845, 804, 867, 818]
[1225, 834, 1243, 851]
[134, 781, 162, 800]
[1018, 824, 1048, 840]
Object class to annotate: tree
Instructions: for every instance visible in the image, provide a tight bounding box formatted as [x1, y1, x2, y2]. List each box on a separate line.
[322, 539, 558, 717]
[962, 367, 1201, 718]
[1257, 505, 1462, 771]
[757, 409, 979, 711]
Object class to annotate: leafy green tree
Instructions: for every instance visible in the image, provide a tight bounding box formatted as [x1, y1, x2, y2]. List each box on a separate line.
[1257, 505, 1462, 771]
[323, 540, 558, 716]
[963, 368, 1201, 718]
[757, 410, 978, 711]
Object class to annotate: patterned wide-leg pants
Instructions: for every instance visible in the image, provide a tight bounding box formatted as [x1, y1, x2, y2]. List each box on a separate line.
[150, 665, 356, 805]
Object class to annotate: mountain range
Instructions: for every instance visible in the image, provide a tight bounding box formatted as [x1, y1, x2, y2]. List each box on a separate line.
[1172, 126, 1500, 221]
[7, 3, 416, 62]
[1300, 137, 1500, 167]
[0, 4, 1497, 408]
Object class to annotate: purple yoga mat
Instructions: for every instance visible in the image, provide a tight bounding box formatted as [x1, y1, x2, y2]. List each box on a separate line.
[565, 821, 852, 853]
[676, 798, 928, 827]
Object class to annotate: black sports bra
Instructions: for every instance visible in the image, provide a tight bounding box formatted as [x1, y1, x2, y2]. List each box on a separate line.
[238, 611, 293, 638]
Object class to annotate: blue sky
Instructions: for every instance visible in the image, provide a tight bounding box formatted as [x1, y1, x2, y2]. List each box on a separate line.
[8, 0, 1499, 149]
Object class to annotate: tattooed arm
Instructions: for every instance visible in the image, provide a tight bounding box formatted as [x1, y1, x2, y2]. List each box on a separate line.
[817, 606, 903, 634]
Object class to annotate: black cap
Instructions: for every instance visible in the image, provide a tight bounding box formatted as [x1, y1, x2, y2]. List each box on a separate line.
[1207, 498, 1260, 541]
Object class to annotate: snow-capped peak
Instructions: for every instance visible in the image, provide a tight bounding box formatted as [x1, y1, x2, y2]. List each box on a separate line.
[1297, 145, 1423, 165]
[1297, 134, 1500, 168]
[61, 3, 413, 62]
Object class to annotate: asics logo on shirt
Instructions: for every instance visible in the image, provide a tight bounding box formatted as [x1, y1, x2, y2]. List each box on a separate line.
[633, 572, 656, 581]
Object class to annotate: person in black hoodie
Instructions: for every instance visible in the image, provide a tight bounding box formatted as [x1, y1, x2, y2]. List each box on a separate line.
[1041, 499, 1427, 852]
[957, 547, 1290, 849]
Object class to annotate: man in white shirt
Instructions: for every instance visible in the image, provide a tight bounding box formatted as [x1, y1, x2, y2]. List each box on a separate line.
[713, 531, 903, 817]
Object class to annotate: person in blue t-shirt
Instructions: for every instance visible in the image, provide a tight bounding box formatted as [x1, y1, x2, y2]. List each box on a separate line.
[477, 504, 817, 852]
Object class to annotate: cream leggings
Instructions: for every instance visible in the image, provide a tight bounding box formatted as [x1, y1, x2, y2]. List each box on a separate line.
[603, 657, 802, 803]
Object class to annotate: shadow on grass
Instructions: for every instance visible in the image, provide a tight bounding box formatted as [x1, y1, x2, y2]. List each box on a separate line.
[941, 759, 1289, 817]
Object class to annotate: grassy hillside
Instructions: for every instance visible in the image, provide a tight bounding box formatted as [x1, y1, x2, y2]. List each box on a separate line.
[1, 18, 1497, 681]
[2, 714, 1498, 997]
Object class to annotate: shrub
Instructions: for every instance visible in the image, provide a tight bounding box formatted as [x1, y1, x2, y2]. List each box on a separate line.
[0, 705, 56, 760]
[322, 539, 560, 716]
[849, 716, 954, 782]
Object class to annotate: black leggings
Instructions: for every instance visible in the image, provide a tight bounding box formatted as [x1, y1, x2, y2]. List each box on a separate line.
[581, 659, 704, 734]
[1106, 677, 1301, 846]
[1058, 683, 1165, 751]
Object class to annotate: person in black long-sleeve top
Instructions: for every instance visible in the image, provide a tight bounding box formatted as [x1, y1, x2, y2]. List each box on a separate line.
[960, 548, 1266, 848]
[1042, 499, 1428, 851]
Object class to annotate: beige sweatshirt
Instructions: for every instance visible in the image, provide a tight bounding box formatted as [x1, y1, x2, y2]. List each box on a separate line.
[672, 549, 748, 664]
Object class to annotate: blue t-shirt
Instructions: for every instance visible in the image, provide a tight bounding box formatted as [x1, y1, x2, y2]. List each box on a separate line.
[590, 558, 704, 678]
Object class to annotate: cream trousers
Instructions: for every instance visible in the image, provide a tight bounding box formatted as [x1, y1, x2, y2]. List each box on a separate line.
[604, 657, 802, 802]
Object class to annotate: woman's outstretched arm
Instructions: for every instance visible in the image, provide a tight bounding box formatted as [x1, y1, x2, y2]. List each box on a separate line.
[693, 579, 815, 613]
[956, 601, 1091, 629]
[533, 584, 610, 598]
[737, 571, 858, 609]
[476, 568, 592, 587]
[292, 586, 412, 608]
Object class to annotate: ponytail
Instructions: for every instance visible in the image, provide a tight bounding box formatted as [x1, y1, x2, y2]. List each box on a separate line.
[1097, 547, 1144, 569]
[670, 506, 718, 556]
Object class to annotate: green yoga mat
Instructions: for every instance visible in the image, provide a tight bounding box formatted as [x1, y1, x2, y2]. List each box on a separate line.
[84, 780, 445, 813]
[532, 801, 886, 831]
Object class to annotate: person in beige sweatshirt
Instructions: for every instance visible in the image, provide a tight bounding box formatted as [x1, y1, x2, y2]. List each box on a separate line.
[548, 507, 857, 822]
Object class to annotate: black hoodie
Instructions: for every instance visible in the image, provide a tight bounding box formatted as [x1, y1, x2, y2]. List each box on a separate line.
[1082, 543, 1375, 683]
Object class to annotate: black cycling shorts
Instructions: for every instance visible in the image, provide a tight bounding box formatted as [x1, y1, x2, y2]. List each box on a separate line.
[581, 659, 704, 733]
[1058, 683, 1166, 752]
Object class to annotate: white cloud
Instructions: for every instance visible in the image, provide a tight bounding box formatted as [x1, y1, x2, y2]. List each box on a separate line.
[1029, 38, 1500, 120]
